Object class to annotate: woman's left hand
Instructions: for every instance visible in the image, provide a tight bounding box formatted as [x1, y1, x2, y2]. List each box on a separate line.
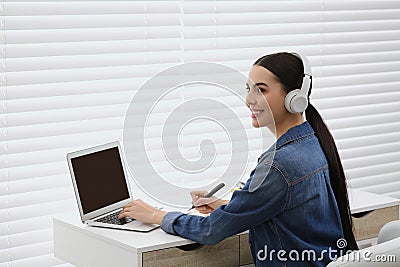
[118, 199, 167, 225]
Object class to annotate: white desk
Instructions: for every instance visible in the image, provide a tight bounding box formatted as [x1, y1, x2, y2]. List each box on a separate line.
[349, 189, 400, 248]
[54, 209, 252, 266]
[54, 214, 195, 266]
[349, 189, 400, 214]
[54, 189, 400, 266]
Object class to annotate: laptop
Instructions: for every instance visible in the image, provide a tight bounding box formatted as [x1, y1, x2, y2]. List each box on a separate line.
[67, 141, 159, 232]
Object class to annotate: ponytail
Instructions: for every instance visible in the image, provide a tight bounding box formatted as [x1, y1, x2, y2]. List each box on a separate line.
[305, 103, 358, 250]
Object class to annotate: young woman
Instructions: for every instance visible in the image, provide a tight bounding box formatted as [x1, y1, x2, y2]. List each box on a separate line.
[118, 52, 358, 266]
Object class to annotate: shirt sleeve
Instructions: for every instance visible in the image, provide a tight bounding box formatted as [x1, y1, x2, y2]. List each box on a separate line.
[160, 162, 289, 245]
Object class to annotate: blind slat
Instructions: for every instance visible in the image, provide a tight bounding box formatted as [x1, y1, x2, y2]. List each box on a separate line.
[7, 16, 185, 30]
[346, 161, 399, 180]
[5, 2, 179, 16]
[341, 141, 400, 160]
[0, 199, 75, 223]
[337, 132, 400, 150]
[5, 28, 181, 44]
[350, 171, 400, 188]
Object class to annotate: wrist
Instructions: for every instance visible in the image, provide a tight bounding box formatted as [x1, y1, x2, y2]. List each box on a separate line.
[153, 210, 167, 225]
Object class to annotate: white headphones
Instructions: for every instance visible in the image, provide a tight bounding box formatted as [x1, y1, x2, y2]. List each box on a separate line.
[284, 52, 312, 114]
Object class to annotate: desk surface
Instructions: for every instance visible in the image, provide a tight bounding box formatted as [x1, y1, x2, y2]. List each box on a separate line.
[349, 189, 400, 214]
[54, 189, 400, 255]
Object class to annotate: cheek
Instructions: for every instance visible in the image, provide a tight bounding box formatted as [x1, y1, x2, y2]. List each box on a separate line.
[264, 94, 285, 115]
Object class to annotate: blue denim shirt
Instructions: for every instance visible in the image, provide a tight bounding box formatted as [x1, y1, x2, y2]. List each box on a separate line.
[161, 121, 345, 266]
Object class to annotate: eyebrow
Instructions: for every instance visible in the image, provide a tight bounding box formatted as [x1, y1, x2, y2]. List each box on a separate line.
[255, 82, 269, 88]
[246, 82, 269, 88]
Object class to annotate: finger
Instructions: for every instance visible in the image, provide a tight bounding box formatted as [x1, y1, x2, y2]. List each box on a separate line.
[194, 197, 218, 207]
[194, 198, 206, 206]
[195, 205, 206, 211]
[191, 196, 200, 205]
[190, 191, 201, 202]
[190, 190, 208, 200]
[119, 206, 134, 218]
[195, 205, 213, 212]
[118, 211, 129, 219]
[189, 191, 197, 199]
[199, 207, 213, 214]
[122, 207, 132, 213]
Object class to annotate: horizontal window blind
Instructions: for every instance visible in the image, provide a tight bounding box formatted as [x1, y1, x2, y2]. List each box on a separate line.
[0, 1, 184, 266]
[1, 1, 399, 266]
[317, 1, 400, 199]
[182, 0, 400, 198]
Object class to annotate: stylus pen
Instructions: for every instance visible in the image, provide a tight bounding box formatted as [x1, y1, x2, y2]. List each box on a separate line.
[189, 182, 225, 211]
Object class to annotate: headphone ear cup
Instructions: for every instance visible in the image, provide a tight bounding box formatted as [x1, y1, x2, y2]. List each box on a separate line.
[284, 89, 308, 114]
[284, 89, 300, 113]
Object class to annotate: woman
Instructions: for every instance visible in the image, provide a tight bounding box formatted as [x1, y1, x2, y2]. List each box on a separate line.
[118, 52, 358, 266]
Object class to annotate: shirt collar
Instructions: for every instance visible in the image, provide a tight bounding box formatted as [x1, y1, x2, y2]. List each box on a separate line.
[275, 121, 315, 150]
[258, 121, 315, 162]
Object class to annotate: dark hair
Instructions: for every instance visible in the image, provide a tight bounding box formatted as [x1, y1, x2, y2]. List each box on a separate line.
[254, 52, 358, 250]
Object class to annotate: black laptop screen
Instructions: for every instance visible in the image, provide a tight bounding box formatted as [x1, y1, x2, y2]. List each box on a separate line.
[71, 147, 130, 214]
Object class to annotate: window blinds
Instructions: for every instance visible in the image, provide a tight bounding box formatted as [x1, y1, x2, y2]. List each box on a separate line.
[316, 1, 400, 198]
[1, 1, 399, 266]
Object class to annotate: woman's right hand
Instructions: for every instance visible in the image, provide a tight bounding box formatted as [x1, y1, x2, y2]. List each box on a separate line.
[190, 190, 229, 214]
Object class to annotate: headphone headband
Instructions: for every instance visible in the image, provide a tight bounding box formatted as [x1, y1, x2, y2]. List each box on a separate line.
[290, 52, 311, 77]
[290, 52, 312, 97]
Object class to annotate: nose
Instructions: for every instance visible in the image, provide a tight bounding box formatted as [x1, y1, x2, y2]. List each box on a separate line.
[246, 90, 256, 107]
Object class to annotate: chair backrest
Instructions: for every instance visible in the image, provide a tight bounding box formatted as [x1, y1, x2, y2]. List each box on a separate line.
[326, 236, 400, 266]
[377, 220, 400, 244]
[327, 220, 400, 266]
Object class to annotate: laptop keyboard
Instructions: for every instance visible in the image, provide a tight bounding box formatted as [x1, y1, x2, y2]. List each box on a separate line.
[95, 210, 135, 225]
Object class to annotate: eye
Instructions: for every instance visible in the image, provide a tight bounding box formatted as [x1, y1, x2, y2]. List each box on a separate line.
[257, 87, 266, 93]
[246, 85, 266, 93]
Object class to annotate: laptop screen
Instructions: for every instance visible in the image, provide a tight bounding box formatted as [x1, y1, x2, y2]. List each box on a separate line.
[71, 146, 130, 214]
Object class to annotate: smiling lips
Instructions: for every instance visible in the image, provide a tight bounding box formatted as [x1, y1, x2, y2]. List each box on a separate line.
[251, 109, 265, 118]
